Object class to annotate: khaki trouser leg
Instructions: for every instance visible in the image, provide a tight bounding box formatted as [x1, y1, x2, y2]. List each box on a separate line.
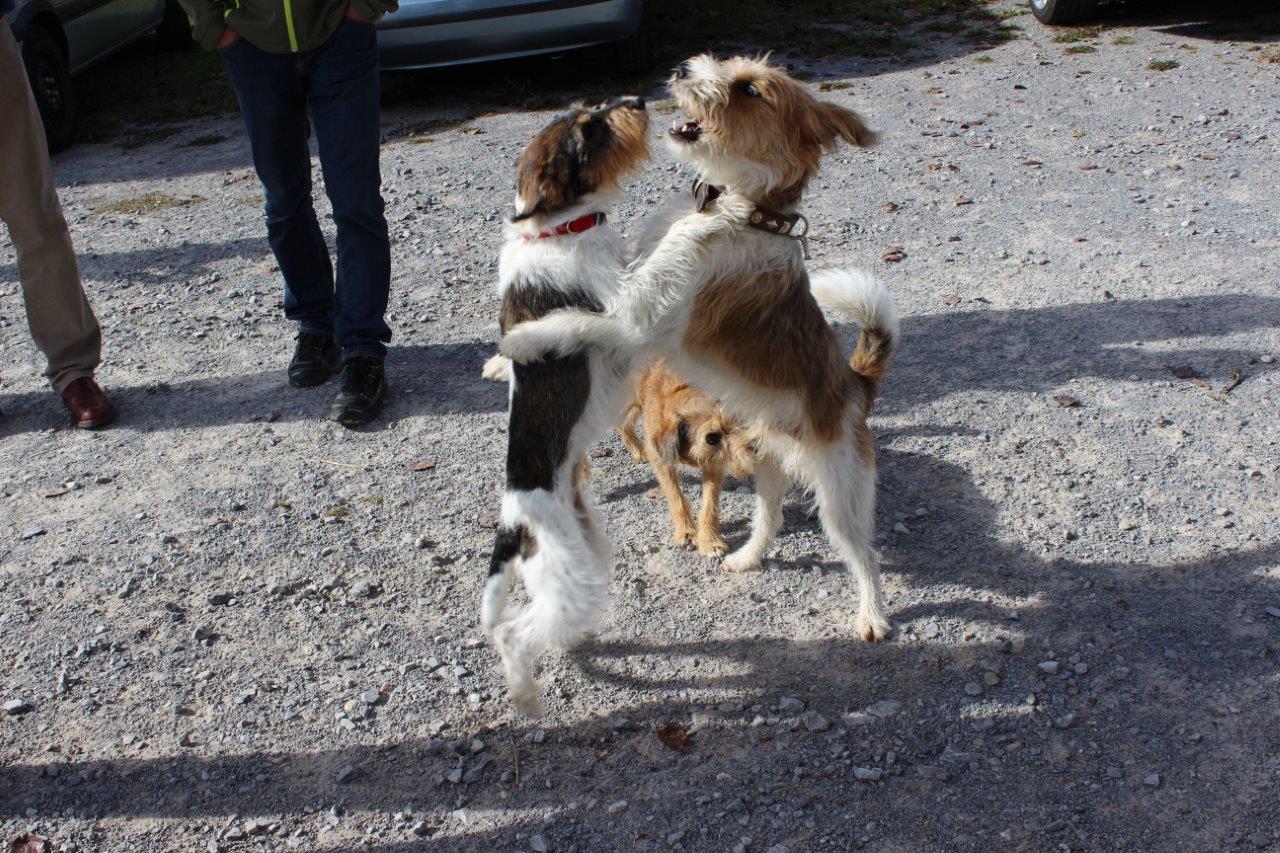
[0, 17, 101, 393]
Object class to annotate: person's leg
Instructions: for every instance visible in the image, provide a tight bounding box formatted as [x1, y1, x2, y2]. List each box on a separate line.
[0, 18, 101, 394]
[305, 17, 391, 362]
[219, 37, 337, 343]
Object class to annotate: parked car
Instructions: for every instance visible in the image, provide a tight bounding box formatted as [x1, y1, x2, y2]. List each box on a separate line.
[1030, 0, 1101, 24]
[376, 0, 649, 73]
[9, 0, 192, 151]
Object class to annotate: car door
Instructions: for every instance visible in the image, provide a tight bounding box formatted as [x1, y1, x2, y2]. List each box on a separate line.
[60, 0, 161, 71]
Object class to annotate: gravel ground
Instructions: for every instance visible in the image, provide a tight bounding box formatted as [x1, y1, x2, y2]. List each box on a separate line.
[2, 4, 1279, 851]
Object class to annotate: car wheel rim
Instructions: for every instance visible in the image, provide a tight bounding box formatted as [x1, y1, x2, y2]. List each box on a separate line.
[1032, 0, 1049, 8]
[33, 60, 63, 113]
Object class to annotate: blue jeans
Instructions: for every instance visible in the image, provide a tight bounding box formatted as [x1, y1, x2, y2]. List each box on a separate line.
[220, 18, 391, 361]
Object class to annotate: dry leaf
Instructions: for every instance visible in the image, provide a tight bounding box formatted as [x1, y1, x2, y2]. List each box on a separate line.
[882, 247, 906, 263]
[324, 505, 349, 518]
[943, 294, 962, 306]
[657, 723, 693, 754]
[883, 201, 900, 213]
[1079, 164, 1099, 171]
[408, 459, 436, 472]
[1053, 394, 1082, 408]
[10, 835, 53, 853]
[954, 196, 973, 206]
[41, 489, 69, 499]
[476, 515, 500, 529]
[1021, 159, 1043, 167]
[1167, 363, 1199, 380]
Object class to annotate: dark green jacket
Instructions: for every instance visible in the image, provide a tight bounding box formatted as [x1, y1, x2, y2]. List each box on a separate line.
[179, 0, 397, 53]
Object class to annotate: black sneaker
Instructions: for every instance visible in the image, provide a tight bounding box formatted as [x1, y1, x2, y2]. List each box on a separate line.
[330, 356, 386, 428]
[288, 333, 341, 388]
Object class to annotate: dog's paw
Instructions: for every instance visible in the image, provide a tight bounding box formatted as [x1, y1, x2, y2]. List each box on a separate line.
[721, 550, 761, 572]
[856, 611, 893, 643]
[697, 535, 728, 557]
[673, 526, 697, 549]
[510, 686, 545, 718]
[482, 354, 511, 382]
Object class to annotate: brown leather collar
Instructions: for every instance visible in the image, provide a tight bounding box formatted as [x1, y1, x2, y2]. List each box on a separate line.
[693, 180, 810, 240]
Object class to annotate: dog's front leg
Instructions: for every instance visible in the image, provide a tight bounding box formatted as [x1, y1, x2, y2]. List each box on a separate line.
[500, 310, 638, 364]
[695, 472, 728, 557]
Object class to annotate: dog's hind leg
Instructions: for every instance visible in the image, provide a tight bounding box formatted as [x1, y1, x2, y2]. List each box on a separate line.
[804, 438, 890, 641]
[721, 457, 788, 572]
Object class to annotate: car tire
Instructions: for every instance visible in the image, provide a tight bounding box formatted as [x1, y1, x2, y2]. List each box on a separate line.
[603, 21, 652, 77]
[21, 24, 76, 153]
[156, 0, 194, 50]
[1030, 0, 1098, 24]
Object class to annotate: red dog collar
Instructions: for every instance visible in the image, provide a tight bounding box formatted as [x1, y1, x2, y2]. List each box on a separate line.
[523, 211, 606, 240]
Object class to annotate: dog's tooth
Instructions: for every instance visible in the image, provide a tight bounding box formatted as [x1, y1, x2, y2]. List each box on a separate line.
[671, 120, 681, 132]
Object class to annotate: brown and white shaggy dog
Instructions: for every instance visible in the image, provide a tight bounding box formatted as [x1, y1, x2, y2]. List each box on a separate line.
[619, 359, 756, 556]
[502, 55, 900, 642]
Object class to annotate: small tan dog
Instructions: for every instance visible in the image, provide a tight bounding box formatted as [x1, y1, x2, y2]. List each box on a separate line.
[619, 359, 755, 557]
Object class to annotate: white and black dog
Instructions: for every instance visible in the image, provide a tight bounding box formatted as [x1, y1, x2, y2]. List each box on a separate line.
[482, 98, 650, 716]
[503, 56, 900, 647]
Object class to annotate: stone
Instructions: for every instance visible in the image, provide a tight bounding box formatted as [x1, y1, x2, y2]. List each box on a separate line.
[336, 764, 358, 783]
[607, 800, 628, 815]
[854, 767, 882, 782]
[529, 834, 549, 852]
[1143, 773, 1161, 787]
[4, 699, 31, 716]
[867, 699, 903, 718]
[777, 696, 805, 714]
[801, 710, 831, 732]
[964, 682, 984, 697]
[1037, 661, 1060, 675]
[842, 712, 875, 727]
[1054, 713, 1077, 729]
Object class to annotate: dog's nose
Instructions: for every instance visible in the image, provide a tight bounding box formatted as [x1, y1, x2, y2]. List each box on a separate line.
[704, 432, 722, 446]
[674, 62, 691, 80]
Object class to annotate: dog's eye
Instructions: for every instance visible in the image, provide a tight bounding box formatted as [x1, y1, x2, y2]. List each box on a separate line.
[704, 432, 722, 446]
[743, 82, 761, 98]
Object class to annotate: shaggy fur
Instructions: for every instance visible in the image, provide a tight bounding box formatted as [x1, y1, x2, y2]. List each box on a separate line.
[483, 97, 649, 717]
[619, 359, 756, 556]
[502, 56, 900, 642]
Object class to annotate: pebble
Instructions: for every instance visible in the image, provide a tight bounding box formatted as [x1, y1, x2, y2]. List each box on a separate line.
[529, 834, 549, 852]
[1143, 773, 1161, 787]
[1264, 607, 1280, 619]
[1037, 661, 1060, 675]
[410, 821, 431, 837]
[842, 712, 875, 727]
[777, 696, 805, 714]
[1054, 713, 1077, 729]
[964, 682, 983, 697]
[359, 689, 381, 705]
[854, 767, 883, 782]
[801, 710, 831, 732]
[4, 699, 32, 716]
[867, 699, 903, 718]
[336, 764, 358, 783]
[607, 800, 628, 815]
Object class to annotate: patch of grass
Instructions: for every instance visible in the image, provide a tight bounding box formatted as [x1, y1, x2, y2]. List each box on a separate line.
[1064, 44, 1097, 54]
[94, 193, 204, 216]
[390, 116, 472, 140]
[648, 97, 679, 113]
[182, 133, 228, 147]
[974, 54, 994, 64]
[1148, 59, 1180, 71]
[74, 35, 236, 143]
[1261, 47, 1280, 64]
[1111, 35, 1136, 45]
[817, 80, 855, 91]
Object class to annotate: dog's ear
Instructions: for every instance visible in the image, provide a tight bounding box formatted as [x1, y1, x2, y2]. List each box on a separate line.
[815, 101, 877, 149]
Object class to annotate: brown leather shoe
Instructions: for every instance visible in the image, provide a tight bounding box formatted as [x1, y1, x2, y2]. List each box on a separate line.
[62, 377, 116, 430]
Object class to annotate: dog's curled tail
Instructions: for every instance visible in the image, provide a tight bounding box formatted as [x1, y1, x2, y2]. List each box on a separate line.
[810, 267, 899, 396]
[483, 489, 611, 717]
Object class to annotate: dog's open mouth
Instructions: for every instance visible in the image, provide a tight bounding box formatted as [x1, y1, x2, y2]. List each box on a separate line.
[670, 119, 703, 143]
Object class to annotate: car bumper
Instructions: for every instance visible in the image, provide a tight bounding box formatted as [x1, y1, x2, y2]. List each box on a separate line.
[376, 0, 642, 70]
